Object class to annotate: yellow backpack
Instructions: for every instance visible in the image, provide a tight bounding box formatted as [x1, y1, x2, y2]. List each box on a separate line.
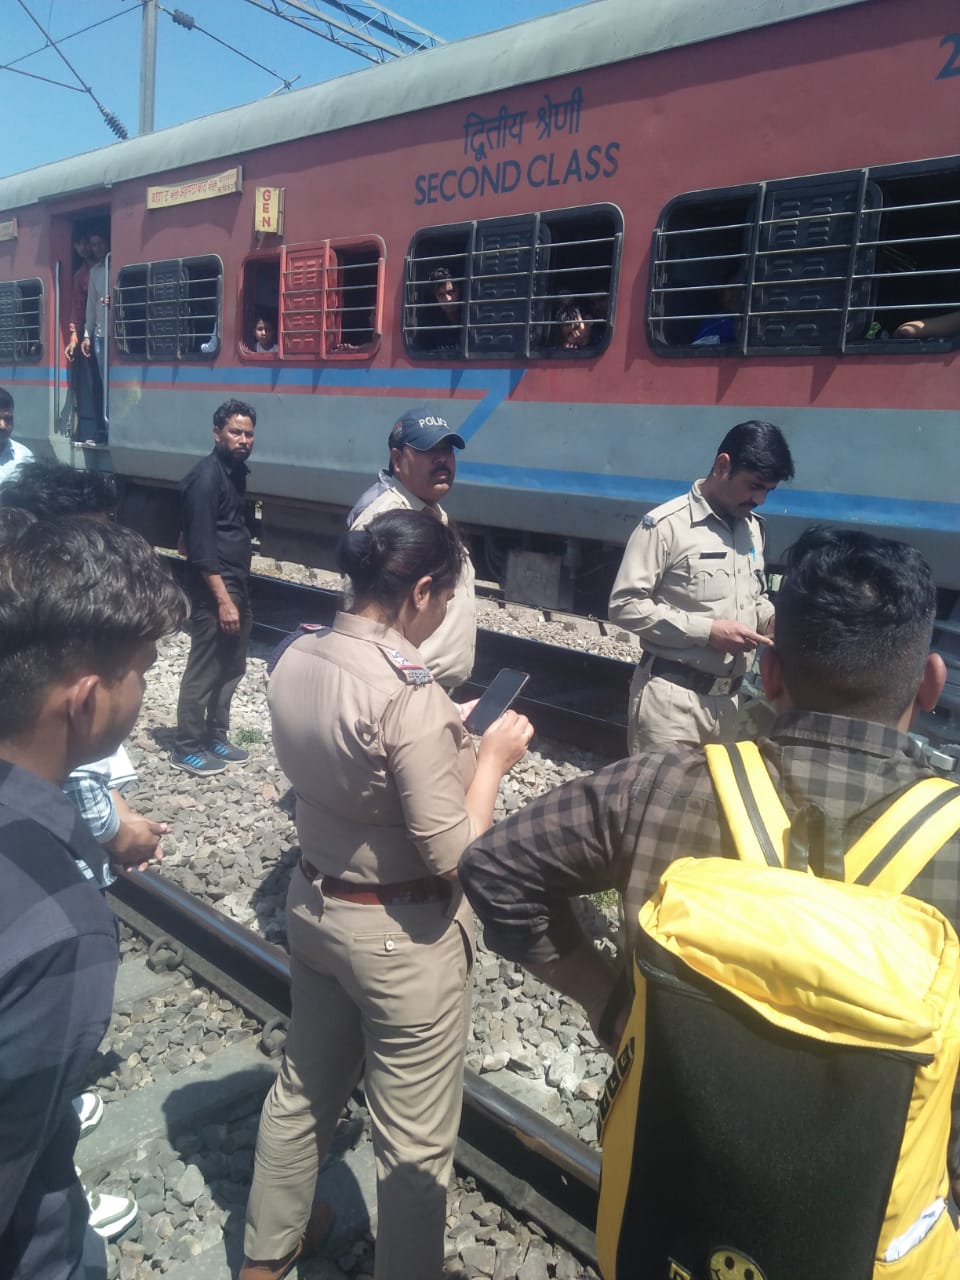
[596, 741, 960, 1280]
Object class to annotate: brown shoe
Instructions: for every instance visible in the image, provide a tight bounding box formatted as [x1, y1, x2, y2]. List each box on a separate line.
[239, 1202, 335, 1280]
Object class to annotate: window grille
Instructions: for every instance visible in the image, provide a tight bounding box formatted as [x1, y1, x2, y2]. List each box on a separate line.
[403, 204, 622, 360]
[649, 158, 960, 355]
[114, 256, 221, 360]
[0, 278, 43, 362]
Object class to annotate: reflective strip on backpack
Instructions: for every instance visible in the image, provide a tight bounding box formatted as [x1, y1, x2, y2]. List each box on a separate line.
[705, 741, 790, 868]
[845, 778, 960, 893]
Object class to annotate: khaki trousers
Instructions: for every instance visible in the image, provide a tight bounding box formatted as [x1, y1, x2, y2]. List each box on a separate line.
[244, 866, 474, 1280]
[627, 667, 742, 755]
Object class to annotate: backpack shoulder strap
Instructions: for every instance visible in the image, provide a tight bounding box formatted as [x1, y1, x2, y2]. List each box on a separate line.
[844, 776, 960, 893]
[705, 741, 790, 868]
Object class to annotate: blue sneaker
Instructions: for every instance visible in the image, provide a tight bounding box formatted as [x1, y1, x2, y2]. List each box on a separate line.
[170, 748, 226, 777]
[208, 738, 250, 763]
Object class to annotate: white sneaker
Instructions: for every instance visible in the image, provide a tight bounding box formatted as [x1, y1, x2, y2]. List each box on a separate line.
[86, 1188, 139, 1240]
[72, 1091, 103, 1137]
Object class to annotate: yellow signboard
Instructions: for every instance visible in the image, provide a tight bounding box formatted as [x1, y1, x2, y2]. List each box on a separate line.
[0, 218, 18, 242]
[147, 167, 242, 210]
[255, 186, 284, 234]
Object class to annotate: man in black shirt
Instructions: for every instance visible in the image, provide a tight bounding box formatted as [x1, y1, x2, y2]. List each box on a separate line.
[173, 399, 256, 776]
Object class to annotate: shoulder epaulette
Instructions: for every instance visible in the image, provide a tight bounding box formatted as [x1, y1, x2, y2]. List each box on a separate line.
[379, 646, 434, 686]
[641, 492, 687, 529]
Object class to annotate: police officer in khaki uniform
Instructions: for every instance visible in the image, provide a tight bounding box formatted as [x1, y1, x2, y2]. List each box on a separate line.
[348, 407, 476, 690]
[609, 420, 795, 753]
[241, 509, 531, 1280]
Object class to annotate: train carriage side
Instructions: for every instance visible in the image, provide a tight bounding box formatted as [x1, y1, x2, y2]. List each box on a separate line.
[0, 0, 957, 603]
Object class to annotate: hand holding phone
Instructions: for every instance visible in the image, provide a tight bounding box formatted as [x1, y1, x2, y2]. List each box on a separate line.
[463, 668, 530, 734]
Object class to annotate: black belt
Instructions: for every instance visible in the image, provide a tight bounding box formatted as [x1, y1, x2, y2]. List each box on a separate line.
[300, 858, 449, 906]
[644, 655, 742, 697]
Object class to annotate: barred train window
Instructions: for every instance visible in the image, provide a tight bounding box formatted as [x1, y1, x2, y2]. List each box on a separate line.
[403, 204, 622, 360]
[276, 238, 384, 360]
[0, 279, 43, 363]
[114, 256, 221, 360]
[649, 159, 960, 355]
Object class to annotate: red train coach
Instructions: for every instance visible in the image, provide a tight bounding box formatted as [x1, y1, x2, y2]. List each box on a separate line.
[0, 0, 957, 609]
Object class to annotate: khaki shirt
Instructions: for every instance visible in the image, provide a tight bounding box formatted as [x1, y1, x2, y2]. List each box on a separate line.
[608, 480, 773, 678]
[268, 612, 477, 887]
[350, 476, 476, 689]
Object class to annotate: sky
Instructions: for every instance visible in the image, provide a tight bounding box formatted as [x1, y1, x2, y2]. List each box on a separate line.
[1, 0, 589, 178]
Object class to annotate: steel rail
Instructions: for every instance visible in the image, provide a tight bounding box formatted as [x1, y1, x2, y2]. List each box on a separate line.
[107, 869, 601, 1262]
[162, 559, 631, 759]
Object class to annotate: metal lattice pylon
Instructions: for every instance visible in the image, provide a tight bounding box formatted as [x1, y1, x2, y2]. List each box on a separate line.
[241, 0, 444, 63]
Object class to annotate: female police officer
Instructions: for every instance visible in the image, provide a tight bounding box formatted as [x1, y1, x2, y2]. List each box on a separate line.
[240, 508, 532, 1280]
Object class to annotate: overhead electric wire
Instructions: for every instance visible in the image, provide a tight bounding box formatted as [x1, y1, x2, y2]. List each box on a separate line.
[0, 63, 84, 92]
[164, 7, 299, 91]
[3, 6, 132, 71]
[13, 0, 129, 137]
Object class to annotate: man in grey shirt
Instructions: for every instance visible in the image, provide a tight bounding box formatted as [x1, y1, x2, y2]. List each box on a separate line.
[81, 231, 109, 398]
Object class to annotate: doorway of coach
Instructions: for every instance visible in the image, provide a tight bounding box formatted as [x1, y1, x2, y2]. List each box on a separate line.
[53, 207, 111, 450]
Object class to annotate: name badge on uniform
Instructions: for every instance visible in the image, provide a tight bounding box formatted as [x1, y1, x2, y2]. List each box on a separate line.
[381, 647, 434, 686]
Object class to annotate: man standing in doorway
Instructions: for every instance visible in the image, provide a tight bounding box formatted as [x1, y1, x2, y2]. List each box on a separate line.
[609, 420, 794, 753]
[66, 232, 106, 445]
[80, 230, 109, 439]
[348, 407, 476, 690]
[0, 388, 33, 484]
[173, 400, 256, 777]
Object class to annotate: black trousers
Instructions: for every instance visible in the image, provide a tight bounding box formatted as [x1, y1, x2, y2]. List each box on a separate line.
[175, 585, 252, 753]
[70, 352, 105, 444]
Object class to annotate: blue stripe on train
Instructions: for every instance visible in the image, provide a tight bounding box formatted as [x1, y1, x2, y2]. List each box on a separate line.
[456, 462, 960, 532]
[8, 366, 958, 529]
[3, 364, 521, 444]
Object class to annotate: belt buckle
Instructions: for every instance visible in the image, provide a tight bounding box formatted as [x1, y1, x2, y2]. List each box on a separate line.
[713, 676, 733, 695]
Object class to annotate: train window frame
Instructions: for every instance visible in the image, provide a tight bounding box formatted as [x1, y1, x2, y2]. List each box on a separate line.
[844, 155, 960, 355]
[402, 203, 623, 361]
[0, 277, 44, 364]
[238, 254, 281, 359]
[113, 255, 223, 361]
[277, 236, 385, 362]
[649, 157, 960, 357]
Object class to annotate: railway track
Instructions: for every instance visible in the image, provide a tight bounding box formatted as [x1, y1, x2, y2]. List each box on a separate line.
[165, 559, 960, 767]
[165, 559, 633, 760]
[101, 869, 600, 1276]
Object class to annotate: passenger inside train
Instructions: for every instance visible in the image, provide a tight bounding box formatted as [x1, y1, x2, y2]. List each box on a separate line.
[253, 313, 278, 353]
[893, 310, 960, 341]
[416, 264, 464, 352]
[691, 270, 744, 346]
[554, 300, 597, 350]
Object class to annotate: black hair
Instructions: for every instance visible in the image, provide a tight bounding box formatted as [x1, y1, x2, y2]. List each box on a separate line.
[0, 518, 187, 739]
[0, 460, 117, 518]
[775, 526, 936, 721]
[556, 302, 590, 325]
[337, 508, 462, 618]
[430, 266, 453, 285]
[0, 387, 13, 416]
[0, 507, 37, 547]
[716, 420, 795, 483]
[214, 399, 257, 430]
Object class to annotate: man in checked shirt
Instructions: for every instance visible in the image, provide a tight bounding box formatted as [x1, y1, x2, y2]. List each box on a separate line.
[460, 526, 960, 1189]
[0, 519, 185, 1279]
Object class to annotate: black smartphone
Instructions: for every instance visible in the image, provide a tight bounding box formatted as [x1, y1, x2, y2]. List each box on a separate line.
[464, 668, 530, 735]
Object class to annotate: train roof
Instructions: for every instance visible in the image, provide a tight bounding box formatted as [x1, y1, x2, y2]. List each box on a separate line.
[0, 0, 868, 212]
